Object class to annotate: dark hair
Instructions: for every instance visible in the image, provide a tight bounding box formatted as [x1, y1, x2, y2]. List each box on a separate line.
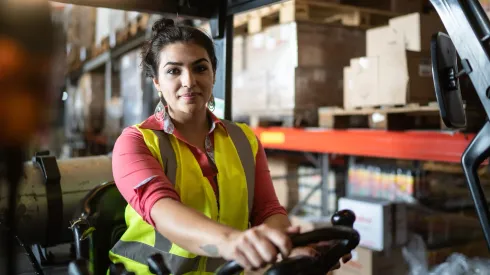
[141, 18, 217, 78]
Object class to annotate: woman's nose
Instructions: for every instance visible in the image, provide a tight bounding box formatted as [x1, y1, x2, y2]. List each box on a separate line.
[181, 70, 195, 88]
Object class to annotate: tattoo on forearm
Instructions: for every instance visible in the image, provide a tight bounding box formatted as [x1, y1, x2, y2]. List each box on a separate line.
[200, 244, 220, 257]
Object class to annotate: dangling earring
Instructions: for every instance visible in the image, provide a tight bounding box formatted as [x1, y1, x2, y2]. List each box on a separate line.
[154, 94, 166, 121]
[208, 94, 215, 112]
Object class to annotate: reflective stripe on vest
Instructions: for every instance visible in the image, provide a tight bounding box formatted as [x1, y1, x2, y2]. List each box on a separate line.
[110, 121, 257, 275]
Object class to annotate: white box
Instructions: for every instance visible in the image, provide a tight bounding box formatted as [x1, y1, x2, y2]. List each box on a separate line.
[388, 12, 445, 52]
[338, 197, 407, 251]
[366, 26, 404, 57]
[343, 57, 379, 109]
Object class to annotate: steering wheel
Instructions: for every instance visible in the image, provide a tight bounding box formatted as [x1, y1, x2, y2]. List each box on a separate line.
[68, 209, 359, 275]
[146, 209, 359, 275]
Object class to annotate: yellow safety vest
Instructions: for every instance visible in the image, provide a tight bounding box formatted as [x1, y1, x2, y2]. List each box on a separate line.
[109, 120, 259, 275]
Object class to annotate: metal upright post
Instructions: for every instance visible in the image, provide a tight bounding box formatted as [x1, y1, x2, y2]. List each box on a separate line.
[105, 59, 112, 103]
[321, 154, 330, 216]
[210, 0, 233, 120]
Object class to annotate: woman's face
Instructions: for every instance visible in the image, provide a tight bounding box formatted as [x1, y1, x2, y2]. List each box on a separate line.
[153, 42, 215, 115]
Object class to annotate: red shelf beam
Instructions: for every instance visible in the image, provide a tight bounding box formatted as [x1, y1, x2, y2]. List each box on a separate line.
[252, 127, 476, 163]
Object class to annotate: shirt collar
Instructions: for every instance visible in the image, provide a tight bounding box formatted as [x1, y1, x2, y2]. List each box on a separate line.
[139, 107, 228, 136]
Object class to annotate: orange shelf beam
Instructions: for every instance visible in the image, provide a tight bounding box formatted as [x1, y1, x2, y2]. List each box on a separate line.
[253, 127, 476, 163]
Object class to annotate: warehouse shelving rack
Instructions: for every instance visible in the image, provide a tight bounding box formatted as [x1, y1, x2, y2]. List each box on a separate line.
[56, 0, 478, 217]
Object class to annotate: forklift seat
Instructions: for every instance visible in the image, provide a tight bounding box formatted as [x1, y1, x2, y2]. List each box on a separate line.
[70, 181, 128, 275]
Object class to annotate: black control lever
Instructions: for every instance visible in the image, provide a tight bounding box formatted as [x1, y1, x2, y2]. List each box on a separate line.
[215, 209, 360, 275]
[331, 209, 356, 227]
[68, 259, 91, 275]
[147, 253, 172, 275]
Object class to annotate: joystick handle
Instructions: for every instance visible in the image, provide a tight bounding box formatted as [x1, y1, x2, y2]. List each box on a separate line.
[331, 209, 356, 228]
[147, 253, 171, 275]
[109, 262, 135, 275]
[68, 259, 90, 275]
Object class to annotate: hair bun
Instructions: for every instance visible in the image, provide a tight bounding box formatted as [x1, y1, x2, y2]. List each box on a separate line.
[152, 18, 175, 35]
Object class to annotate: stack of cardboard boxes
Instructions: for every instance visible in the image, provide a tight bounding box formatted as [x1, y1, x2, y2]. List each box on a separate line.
[232, 22, 365, 125]
[343, 12, 444, 109]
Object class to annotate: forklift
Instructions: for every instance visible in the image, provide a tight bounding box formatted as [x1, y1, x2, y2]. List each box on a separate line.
[2, 0, 490, 274]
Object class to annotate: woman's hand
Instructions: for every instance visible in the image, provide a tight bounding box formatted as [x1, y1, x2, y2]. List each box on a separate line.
[284, 226, 353, 272]
[216, 224, 293, 271]
[284, 225, 319, 259]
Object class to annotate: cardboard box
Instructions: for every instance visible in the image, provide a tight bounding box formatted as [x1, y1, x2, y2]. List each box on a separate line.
[245, 22, 297, 71]
[334, 246, 408, 275]
[366, 12, 445, 56]
[366, 25, 405, 57]
[390, 0, 424, 13]
[343, 57, 378, 109]
[232, 70, 269, 114]
[233, 65, 345, 125]
[389, 12, 445, 52]
[344, 50, 434, 109]
[338, 197, 407, 251]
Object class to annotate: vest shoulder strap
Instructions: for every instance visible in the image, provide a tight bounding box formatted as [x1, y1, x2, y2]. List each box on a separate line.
[221, 120, 255, 214]
[151, 130, 177, 184]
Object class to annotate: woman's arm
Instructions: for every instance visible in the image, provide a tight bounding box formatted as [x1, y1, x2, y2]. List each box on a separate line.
[112, 127, 181, 226]
[150, 198, 238, 257]
[263, 214, 292, 231]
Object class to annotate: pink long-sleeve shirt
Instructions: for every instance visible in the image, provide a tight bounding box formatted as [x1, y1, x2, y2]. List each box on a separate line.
[111, 109, 287, 227]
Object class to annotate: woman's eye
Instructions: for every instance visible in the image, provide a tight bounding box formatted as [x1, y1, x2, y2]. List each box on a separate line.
[167, 68, 180, 75]
[195, 65, 208, 73]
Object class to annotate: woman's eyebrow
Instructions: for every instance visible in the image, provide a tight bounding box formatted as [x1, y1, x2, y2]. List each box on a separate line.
[163, 58, 209, 68]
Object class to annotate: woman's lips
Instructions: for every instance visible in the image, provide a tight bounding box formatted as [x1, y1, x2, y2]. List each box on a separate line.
[179, 93, 199, 101]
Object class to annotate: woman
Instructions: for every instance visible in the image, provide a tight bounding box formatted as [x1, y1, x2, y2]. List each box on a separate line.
[110, 18, 349, 274]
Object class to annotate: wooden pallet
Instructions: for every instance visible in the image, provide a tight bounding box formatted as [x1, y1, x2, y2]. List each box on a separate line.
[234, 109, 296, 128]
[234, 108, 318, 128]
[319, 102, 442, 130]
[233, 0, 399, 34]
[318, 102, 486, 132]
